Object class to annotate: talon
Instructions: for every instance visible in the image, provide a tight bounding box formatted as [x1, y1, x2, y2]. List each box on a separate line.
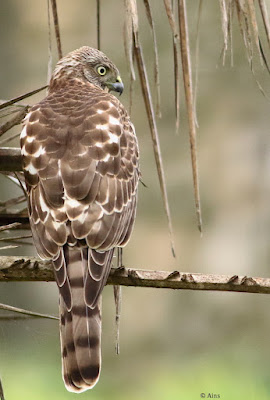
[12, 259, 25, 267]
[116, 265, 125, 272]
[22, 259, 31, 269]
[33, 261, 39, 270]
[166, 270, 180, 280]
[181, 273, 187, 282]
[128, 269, 141, 281]
[240, 276, 257, 285]
[181, 273, 194, 283]
[113, 266, 126, 276]
[227, 275, 239, 284]
[186, 274, 195, 283]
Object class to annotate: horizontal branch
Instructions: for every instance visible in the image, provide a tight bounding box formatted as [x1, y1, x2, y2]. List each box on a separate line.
[0, 255, 270, 295]
[0, 213, 30, 229]
[0, 148, 22, 172]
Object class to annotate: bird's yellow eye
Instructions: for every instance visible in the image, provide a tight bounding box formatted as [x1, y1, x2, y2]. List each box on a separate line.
[97, 66, 107, 76]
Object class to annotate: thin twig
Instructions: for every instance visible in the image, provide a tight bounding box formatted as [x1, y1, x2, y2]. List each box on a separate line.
[0, 314, 48, 320]
[0, 222, 21, 232]
[114, 248, 123, 355]
[0, 245, 19, 251]
[0, 86, 47, 111]
[0, 234, 32, 242]
[47, 0, 53, 85]
[0, 195, 26, 212]
[0, 302, 58, 320]
[1, 171, 25, 187]
[96, 0, 101, 50]
[0, 107, 29, 137]
[0, 132, 20, 146]
[0, 107, 23, 120]
[50, 0, 62, 59]
[14, 172, 27, 198]
[0, 376, 5, 400]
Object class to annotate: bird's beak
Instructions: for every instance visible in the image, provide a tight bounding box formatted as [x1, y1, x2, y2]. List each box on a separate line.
[105, 76, 124, 95]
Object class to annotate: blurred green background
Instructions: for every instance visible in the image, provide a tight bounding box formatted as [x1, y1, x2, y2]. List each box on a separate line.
[1, 1, 270, 399]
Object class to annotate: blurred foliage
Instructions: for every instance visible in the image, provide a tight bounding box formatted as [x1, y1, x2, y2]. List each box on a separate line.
[1, 0, 270, 398]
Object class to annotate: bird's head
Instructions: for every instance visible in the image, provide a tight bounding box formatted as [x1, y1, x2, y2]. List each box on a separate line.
[50, 46, 124, 95]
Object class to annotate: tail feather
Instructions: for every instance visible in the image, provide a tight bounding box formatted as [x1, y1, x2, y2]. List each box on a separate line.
[56, 247, 110, 393]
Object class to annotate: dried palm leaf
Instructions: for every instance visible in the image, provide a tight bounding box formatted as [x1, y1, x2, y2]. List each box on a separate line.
[47, 0, 53, 86]
[163, 0, 181, 133]
[258, 0, 270, 48]
[143, 0, 161, 117]
[178, 0, 202, 233]
[193, 0, 204, 128]
[219, 0, 229, 64]
[134, 36, 176, 256]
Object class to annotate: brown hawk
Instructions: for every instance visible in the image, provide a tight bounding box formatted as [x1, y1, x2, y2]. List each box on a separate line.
[20, 46, 140, 392]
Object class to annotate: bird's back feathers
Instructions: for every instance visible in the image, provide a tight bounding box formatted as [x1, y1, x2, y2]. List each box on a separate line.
[21, 47, 139, 392]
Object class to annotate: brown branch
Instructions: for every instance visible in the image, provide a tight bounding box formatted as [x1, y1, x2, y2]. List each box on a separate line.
[0, 212, 29, 229]
[0, 147, 22, 172]
[0, 222, 21, 232]
[50, 0, 63, 59]
[0, 86, 47, 111]
[0, 255, 269, 295]
[0, 107, 29, 137]
[0, 302, 58, 320]
[96, 0, 101, 50]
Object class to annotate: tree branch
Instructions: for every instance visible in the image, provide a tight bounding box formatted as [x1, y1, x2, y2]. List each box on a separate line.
[0, 302, 58, 320]
[0, 107, 29, 137]
[0, 86, 47, 111]
[50, 0, 63, 59]
[0, 213, 29, 229]
[0, 255, 269, 295]
[0, 148, 269, 295]
[0, 147, 22, 172]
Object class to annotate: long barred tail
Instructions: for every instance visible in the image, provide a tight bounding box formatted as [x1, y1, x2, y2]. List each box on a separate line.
[60, 298, 101, 392]
[54, 247, 113, 393]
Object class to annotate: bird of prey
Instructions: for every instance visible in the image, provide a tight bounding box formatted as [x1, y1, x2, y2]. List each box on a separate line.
[20, 46, 140, 392]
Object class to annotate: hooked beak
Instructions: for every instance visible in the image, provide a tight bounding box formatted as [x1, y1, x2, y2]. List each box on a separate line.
[105, 76, 124, 95]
